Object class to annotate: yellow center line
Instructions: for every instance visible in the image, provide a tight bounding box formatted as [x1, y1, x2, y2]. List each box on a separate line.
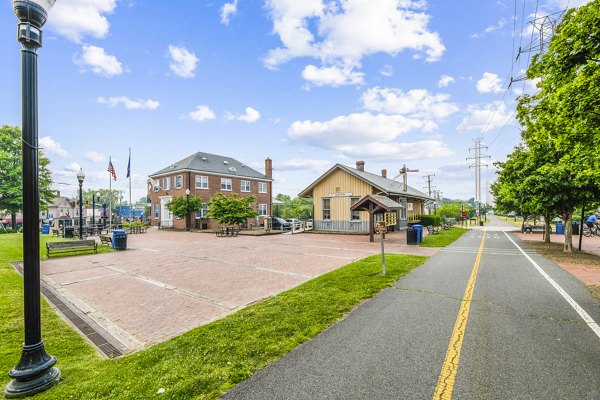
[432, 231, 487, 400]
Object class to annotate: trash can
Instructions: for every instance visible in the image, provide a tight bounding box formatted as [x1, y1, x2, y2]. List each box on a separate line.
[572, 222, 579, 235]
[555, 223, 564, 235]
[112, 229, 127, 250]
[41, 224, 50, 234]
[64, 226, 74, 238]
[412, 224, 423, 243]
[406, 228, 418, 245]
[479, 221, 484, 226]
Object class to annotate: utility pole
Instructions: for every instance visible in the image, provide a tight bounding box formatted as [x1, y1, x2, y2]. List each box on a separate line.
[397, 164, 419, 192]
[467, 138, 490, 225]
[423, 174, 435, 215]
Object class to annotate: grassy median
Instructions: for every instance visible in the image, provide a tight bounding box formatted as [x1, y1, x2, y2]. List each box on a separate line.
[0, 233, 427, 399]
[420, 227, 469, 248]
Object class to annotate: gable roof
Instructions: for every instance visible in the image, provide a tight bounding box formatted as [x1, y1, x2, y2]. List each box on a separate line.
[350, 195, 404, 212]
[298, 163, 432, 201]
[149, 152, 269, 180]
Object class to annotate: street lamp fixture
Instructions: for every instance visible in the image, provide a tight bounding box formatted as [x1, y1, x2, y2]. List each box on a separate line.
[77, 169, 85, 240]
[185, 188, 191, 231]
[6, 0, 60, 397]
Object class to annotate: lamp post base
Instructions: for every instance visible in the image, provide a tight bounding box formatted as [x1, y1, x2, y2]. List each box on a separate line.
[5, 342, 60, 398]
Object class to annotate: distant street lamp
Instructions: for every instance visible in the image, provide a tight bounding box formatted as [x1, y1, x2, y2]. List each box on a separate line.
[77, 169, 85, 239]
[185, 188, 191, 231]
[6, 0, 60, 397]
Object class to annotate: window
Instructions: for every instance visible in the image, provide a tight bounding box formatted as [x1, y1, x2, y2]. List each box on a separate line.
[322, 198, 331, 220]
[258, 182, 267, 193]
[152, 180, 159, 192]
[195, 204, 209, 218]
[195, 175, 208, 189]
[175, 175, 183, 189]
[241, 180, 250, 192]
[221, 178, 232, 191]
[162, 177, 171, 191]
[153, 204, 160, 219]
[258, 204, 267, 216]
[350, 197, 360, 221]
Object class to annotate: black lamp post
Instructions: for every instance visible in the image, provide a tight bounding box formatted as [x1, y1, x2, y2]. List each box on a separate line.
[185, 188, 190, 231]
[92, 192, 99, 225]
[77, 168, 85, 239]
[6, 0, 60, 397]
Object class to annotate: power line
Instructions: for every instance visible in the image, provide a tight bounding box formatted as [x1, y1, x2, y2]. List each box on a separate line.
[467, 138, 491, 223]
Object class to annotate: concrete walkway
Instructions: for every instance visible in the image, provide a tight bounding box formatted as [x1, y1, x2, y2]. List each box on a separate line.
[40, 228, 437, 353]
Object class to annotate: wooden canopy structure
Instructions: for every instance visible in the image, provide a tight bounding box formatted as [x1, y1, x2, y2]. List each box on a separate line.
[350, 195, 404, 242]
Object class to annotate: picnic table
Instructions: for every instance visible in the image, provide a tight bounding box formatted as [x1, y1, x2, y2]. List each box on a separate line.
[216, 226, 240, 237]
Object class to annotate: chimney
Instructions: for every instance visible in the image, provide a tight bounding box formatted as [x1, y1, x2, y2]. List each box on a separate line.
[381, 169, 387, 178]
[356, 160, 365, 171]
[265, 158, 273, 179]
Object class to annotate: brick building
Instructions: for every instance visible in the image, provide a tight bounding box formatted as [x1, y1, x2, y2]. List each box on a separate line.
[148, 152, 273, 230]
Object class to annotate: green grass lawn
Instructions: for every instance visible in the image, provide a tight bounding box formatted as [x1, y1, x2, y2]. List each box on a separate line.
[1, 233, 427, 399]
[420, 227, 469, 248]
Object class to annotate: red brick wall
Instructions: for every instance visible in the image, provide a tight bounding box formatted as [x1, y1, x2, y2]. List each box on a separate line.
[148, 171, 271, 230]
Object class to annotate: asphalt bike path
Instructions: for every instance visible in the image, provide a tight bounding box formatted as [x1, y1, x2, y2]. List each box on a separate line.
[224, 228, 600, 399]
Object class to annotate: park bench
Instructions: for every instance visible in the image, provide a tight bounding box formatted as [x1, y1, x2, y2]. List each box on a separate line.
[99, 235, 112, 246]
[426, 225, 440, 234]
[46, 240, 97, 258]
[52, 229, 60, 236]
[216, 226, 240, 237]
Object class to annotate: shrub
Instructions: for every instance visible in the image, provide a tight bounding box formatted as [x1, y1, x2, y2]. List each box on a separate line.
[420, 214, 441, 226]
[0, 228, 15, 234]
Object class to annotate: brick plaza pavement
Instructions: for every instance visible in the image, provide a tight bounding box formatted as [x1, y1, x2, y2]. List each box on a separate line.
[40, 228, 438, 353]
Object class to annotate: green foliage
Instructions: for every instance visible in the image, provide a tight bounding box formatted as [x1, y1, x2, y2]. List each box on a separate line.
[438, 203, 473, 219]
[0, 229, 15, 234]
[0, 125, 55, 227]
[420, 215, 441, 226]
[166, 195, 204, 220]
[273, 194, 313, 219]
[420, 227, 469, 248]
[207, 192, 258, 226]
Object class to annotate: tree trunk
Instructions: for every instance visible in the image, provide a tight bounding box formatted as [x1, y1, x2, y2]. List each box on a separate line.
[563, 213, 572, 252]
[11, 212, 16, 230]
[545, 220, 552, 243]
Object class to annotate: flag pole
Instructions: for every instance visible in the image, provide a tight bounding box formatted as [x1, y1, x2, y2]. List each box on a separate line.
[109, 157, 112, 233]
[128, 148, 132, 222]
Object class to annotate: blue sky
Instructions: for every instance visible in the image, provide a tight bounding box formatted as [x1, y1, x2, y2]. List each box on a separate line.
[0, 0, 590, 204]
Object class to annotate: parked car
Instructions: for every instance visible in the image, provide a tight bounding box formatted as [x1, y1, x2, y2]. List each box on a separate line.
[271, 217, 291, 231]
[507, 211, 515, 217]
[285, 218, 301, 230]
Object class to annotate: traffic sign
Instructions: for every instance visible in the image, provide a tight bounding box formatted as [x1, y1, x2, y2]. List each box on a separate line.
[375, 221, 386, 234]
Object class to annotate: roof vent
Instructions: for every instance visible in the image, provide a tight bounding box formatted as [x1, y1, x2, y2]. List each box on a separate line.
[229, 167, 237, 172]
[223, 160, 229, 164]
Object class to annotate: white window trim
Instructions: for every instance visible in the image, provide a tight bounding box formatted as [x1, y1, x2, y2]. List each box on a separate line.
[258, 203, 267, 216]
[195, 175, 208, 189]
[322, 198, 331, 221]
[163, 177, 171, 191]
[221, 178, 232, 191]
[241, 180, 251, 192]
[175, 175, 183, 189]
[258, 182, 267, 193]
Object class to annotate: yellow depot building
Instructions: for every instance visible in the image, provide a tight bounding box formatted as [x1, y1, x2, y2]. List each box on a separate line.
[298, 161, 433, 233]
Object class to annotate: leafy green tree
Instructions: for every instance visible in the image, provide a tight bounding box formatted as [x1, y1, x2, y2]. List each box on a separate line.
[0, 125, 54, 229]
[166, 195, 204, 221]
[514, 1, 600, 250]
[207, 192, 258, 226]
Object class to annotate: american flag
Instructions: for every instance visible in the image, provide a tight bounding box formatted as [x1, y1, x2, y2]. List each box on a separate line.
[108, 159, 117, 181]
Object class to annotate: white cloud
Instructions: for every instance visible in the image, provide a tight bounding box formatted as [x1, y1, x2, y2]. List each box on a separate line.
[302, 64, 364, 86]
[188, 105, 216, 122]
[437, 74, 455, 87]
[457, 101, 515, 132]
[238, 107, 261, 123]
[64, 162, 82, 173]
[221, 0, 239, 25]
[337, 140, 454, 160]
[275, 159, 333, 173]
[380, 65, 393, 77]
[289, 112, 437, 150]
[75, 45, 123, 77]
[47, 0, 117, 43]
[84, 151, 106, 163]
[476, 72, 503, 93]
[264, 0, 444, 86]
[168, 45, 199, 78]
[362, 87, 459, 119]
[40, 136, 68, 157]
[471, 18, 506, 38]
[97, 96, 159, 110]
